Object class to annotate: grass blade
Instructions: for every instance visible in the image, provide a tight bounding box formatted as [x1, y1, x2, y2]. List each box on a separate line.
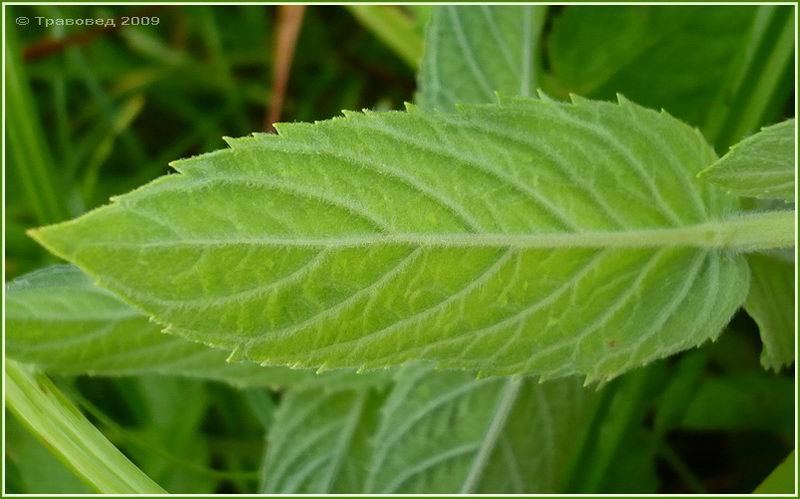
[5, 361, 166, 494]
[346, 6, 424, 70]
[6, 15, 68, 224]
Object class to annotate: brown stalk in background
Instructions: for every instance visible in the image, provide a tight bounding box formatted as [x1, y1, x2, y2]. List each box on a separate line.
[264, 5, 306, 132]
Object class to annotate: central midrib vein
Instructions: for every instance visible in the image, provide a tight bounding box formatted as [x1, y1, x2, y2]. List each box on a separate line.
[90, 212, 792, 251]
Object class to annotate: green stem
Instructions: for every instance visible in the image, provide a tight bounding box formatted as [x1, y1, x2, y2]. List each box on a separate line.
[702, 210, 794, 250]
[346, 6, 424, 70]
[5, 361, 166, 494]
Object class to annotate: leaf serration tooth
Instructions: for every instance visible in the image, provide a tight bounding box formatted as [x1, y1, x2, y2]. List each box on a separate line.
[568, 93, 589, 105]
[534, 88, 551, 101]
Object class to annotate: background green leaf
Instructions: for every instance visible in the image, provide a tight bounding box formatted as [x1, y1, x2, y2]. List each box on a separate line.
[745, 252, 795, 370]
[260, 381, 388, 493]
[369, 366, 594, 493]
[261, 364, 595, 493]
[417, 5, 547, 110]
[7, 265, 317, 388]
[547, 6, 758, 128]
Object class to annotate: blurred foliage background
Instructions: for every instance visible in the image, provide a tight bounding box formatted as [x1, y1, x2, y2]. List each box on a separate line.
[4, 4, 795, 494]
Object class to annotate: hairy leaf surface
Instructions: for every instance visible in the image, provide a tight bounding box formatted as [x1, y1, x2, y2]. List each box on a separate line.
[6, 265, 316, 388]
[699, 119, 795, 201]
[33, 95, 756, 379]
[417, 6, 547, 110]
[548, 6, 757, 127]
[261, 364, 593, 493]
[745, 253, 795, 370]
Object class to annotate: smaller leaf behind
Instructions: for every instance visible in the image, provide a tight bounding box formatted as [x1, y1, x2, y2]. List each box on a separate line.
[417, 6, 547, 110]
[261, 364, 595, 494]
[699, 119, 795, 201]
[744, 252, 795, 371]
[366, 365, 594, 493]
[6, 265, 326, 388]
[260, 381, 388, 493]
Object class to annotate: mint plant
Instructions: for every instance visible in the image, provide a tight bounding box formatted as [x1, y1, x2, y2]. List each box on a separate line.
[28, 94, 791, 380]
[6, 4, 795, 494]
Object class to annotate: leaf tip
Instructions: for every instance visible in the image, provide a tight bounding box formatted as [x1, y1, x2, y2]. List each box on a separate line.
[26, 223, 73, 263]
[25, 226, 42, 242]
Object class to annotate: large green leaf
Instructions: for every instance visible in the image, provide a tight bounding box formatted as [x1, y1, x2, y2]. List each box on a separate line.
[744, 253, 795, 370]
[699, 119, 795, 201]
[261, 364, 593, 493]
[417, 5, 547, 110]
[35, 95, 793, 379]
[6, 265, 313, 388]
[547, 6, 757, 128]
